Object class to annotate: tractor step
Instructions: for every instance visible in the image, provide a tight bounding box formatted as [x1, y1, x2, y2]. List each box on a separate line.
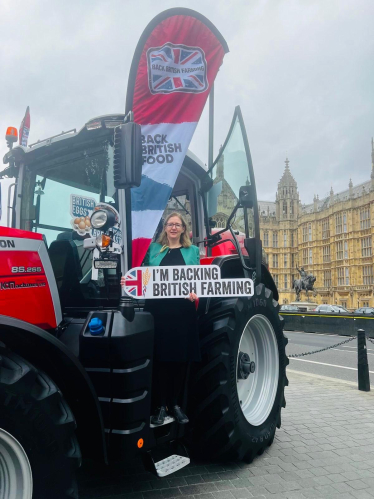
[154, 454, 190, 477]
[142, 441, 190, 477]
[149, 415, 175, 428]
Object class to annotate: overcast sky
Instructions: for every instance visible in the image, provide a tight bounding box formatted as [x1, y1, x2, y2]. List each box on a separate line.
[1, 0, 373, 205]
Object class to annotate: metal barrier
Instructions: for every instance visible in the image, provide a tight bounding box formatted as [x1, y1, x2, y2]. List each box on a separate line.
[288, 328, 371, 392]
[281, 311, 374, 337]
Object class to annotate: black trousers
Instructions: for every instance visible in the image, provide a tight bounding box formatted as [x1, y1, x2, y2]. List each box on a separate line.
[152, 360, 188, 408]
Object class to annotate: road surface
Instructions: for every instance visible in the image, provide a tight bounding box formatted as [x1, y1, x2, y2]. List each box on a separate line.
[285, 330, 374, 385]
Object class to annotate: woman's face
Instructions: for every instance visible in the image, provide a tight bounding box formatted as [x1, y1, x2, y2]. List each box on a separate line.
[165, 216, 184, 244]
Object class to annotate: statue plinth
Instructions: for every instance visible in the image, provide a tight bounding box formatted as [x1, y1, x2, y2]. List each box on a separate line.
[291, 301, 317, 312]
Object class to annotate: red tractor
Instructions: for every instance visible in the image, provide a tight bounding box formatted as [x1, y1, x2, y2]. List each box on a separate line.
[0, 107, 287, 497]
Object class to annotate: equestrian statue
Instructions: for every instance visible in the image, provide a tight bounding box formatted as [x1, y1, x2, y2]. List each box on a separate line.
[293, 265, 317, 302]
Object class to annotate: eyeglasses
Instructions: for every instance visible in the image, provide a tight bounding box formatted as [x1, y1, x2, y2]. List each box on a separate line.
[165, 223, 183, 228]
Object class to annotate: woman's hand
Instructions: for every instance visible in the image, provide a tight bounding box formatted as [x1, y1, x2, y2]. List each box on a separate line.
[120, 276, 125, 287]
[187, 292, 198, 302]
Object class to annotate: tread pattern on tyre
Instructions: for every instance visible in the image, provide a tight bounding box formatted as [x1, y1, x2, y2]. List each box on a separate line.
[0, 347, 81, 498]
[191, 284, 288, 462]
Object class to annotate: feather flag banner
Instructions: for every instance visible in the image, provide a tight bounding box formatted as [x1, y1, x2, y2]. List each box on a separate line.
[126, 9, 228, 266]
[19, 106, 30, 147]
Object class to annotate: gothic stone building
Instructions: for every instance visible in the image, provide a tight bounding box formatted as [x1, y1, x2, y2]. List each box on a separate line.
[259, 141, 374, 310]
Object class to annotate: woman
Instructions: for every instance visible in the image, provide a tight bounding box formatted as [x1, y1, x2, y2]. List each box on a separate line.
[122, 212, 200, 425]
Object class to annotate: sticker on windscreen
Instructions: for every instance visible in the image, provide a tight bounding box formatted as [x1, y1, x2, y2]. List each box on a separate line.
[70, 194, 96, 236]
[70, 195, 122, 244]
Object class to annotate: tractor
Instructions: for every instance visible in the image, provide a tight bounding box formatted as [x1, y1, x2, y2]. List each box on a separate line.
[0, 104, 288, 498]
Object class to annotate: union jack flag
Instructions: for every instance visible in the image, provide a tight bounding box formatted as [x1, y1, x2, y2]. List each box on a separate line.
[124, 269, 143, 297]
[147, 43, 208, 94]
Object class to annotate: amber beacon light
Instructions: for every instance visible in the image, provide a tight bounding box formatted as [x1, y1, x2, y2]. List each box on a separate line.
[5, 127, 18, 149]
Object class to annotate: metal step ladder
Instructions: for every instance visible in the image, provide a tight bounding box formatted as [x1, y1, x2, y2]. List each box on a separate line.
[143, 440, 190, 477]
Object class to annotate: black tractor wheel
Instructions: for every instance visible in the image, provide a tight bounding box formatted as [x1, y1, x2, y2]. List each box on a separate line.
[0, 347, 81, 498]
[190, 283, 288, 462]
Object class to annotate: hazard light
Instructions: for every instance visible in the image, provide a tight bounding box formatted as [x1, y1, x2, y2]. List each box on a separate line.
[95, 234, 111, 248]
[5, 127, 18, 149]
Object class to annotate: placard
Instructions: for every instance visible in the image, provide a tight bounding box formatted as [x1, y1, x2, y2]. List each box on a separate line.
[122, 265, 254, 299]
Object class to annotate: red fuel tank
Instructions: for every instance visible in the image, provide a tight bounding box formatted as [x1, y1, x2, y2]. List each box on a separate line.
[0, 227, 62, 329]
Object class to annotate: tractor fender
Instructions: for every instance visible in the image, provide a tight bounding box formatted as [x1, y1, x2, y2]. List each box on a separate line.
[0, 315, 107, 464]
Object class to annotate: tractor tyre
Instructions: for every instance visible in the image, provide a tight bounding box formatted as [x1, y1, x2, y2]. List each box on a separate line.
[190, 283, 288, 462]
[0, 347, 81, 498]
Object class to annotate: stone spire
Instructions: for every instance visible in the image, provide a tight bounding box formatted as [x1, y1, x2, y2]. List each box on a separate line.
[216, 149, 224, 180]
[330, 186, 334, 205]
[313, 194, 318, 212]
[278, 158, 297, 188]
[371, 138, 374, 190]
[349, 178, 353, 198]
[276, 157, 299, 220]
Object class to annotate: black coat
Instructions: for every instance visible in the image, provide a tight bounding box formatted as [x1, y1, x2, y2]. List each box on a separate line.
[144, 247, 201, 362]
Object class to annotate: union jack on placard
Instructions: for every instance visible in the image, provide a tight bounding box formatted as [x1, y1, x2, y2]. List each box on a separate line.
[123, 269, 143, 297]
[147, 43, 208, 94]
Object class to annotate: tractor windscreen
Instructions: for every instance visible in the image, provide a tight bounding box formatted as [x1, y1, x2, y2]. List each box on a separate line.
[20, 138, 120, 309]
[206, 106, 259, 239]
[21, 139, 116, 242]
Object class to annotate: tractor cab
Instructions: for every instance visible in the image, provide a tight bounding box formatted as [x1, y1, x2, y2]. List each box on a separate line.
[2, 107, 267, 317]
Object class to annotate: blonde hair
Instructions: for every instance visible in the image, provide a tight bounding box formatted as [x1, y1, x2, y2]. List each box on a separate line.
[158, 212, 192, 248]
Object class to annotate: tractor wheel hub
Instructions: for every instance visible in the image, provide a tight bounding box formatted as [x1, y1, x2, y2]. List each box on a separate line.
[237, 351, 255, 379]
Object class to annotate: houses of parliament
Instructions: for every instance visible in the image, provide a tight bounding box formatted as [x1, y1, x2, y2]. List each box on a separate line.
[166, 140, 374, 310]
[258, 140, 374, 309]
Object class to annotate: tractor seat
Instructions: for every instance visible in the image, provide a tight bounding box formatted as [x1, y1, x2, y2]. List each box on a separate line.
[48, 239, 85, 308]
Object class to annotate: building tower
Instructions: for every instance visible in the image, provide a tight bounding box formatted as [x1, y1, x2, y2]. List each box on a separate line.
[216, 151, 224, 181]
[275, 158, 299, 221]
[371, 138, 374, 191]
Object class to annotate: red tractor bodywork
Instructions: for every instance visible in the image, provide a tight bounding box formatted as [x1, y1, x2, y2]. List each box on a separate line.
[0, 226, 61, 329]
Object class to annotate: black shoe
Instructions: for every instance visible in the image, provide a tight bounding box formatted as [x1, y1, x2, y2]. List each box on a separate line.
[172, 405, 189, 424]
[151, 406, 166, 426]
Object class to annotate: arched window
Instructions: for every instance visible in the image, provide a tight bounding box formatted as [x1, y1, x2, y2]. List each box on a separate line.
[216, 217, 226, 228]
[290, 201, 294, 215]
[283, 200, 287, 215]
[263, 232, 269, 247]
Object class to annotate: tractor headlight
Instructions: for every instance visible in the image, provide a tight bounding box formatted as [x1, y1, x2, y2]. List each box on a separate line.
[91, 210, 108, 229]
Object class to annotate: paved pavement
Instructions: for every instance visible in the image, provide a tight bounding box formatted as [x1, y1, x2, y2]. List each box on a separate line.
[78, 370, 374, 499]
[286, 331, 374, 385]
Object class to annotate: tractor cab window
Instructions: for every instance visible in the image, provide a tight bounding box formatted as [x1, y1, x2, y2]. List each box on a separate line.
[21, 138, 120, 308]
[206, 107, 258, 240]
[149, 164, 201, 246]
[22, 139, 116, 244]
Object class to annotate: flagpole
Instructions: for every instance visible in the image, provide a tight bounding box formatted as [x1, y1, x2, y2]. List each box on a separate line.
[208, 83, 214, 169]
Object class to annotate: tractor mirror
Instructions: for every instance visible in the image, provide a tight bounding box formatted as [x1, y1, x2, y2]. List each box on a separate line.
[113, 122, 143, 189]
[239, 185, 253, 208]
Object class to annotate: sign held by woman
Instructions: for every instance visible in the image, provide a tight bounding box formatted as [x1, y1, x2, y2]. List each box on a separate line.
[123, 265, 254, 299]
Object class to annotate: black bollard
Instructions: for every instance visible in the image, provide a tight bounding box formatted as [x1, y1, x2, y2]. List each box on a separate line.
[357, 329, 370, 392]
